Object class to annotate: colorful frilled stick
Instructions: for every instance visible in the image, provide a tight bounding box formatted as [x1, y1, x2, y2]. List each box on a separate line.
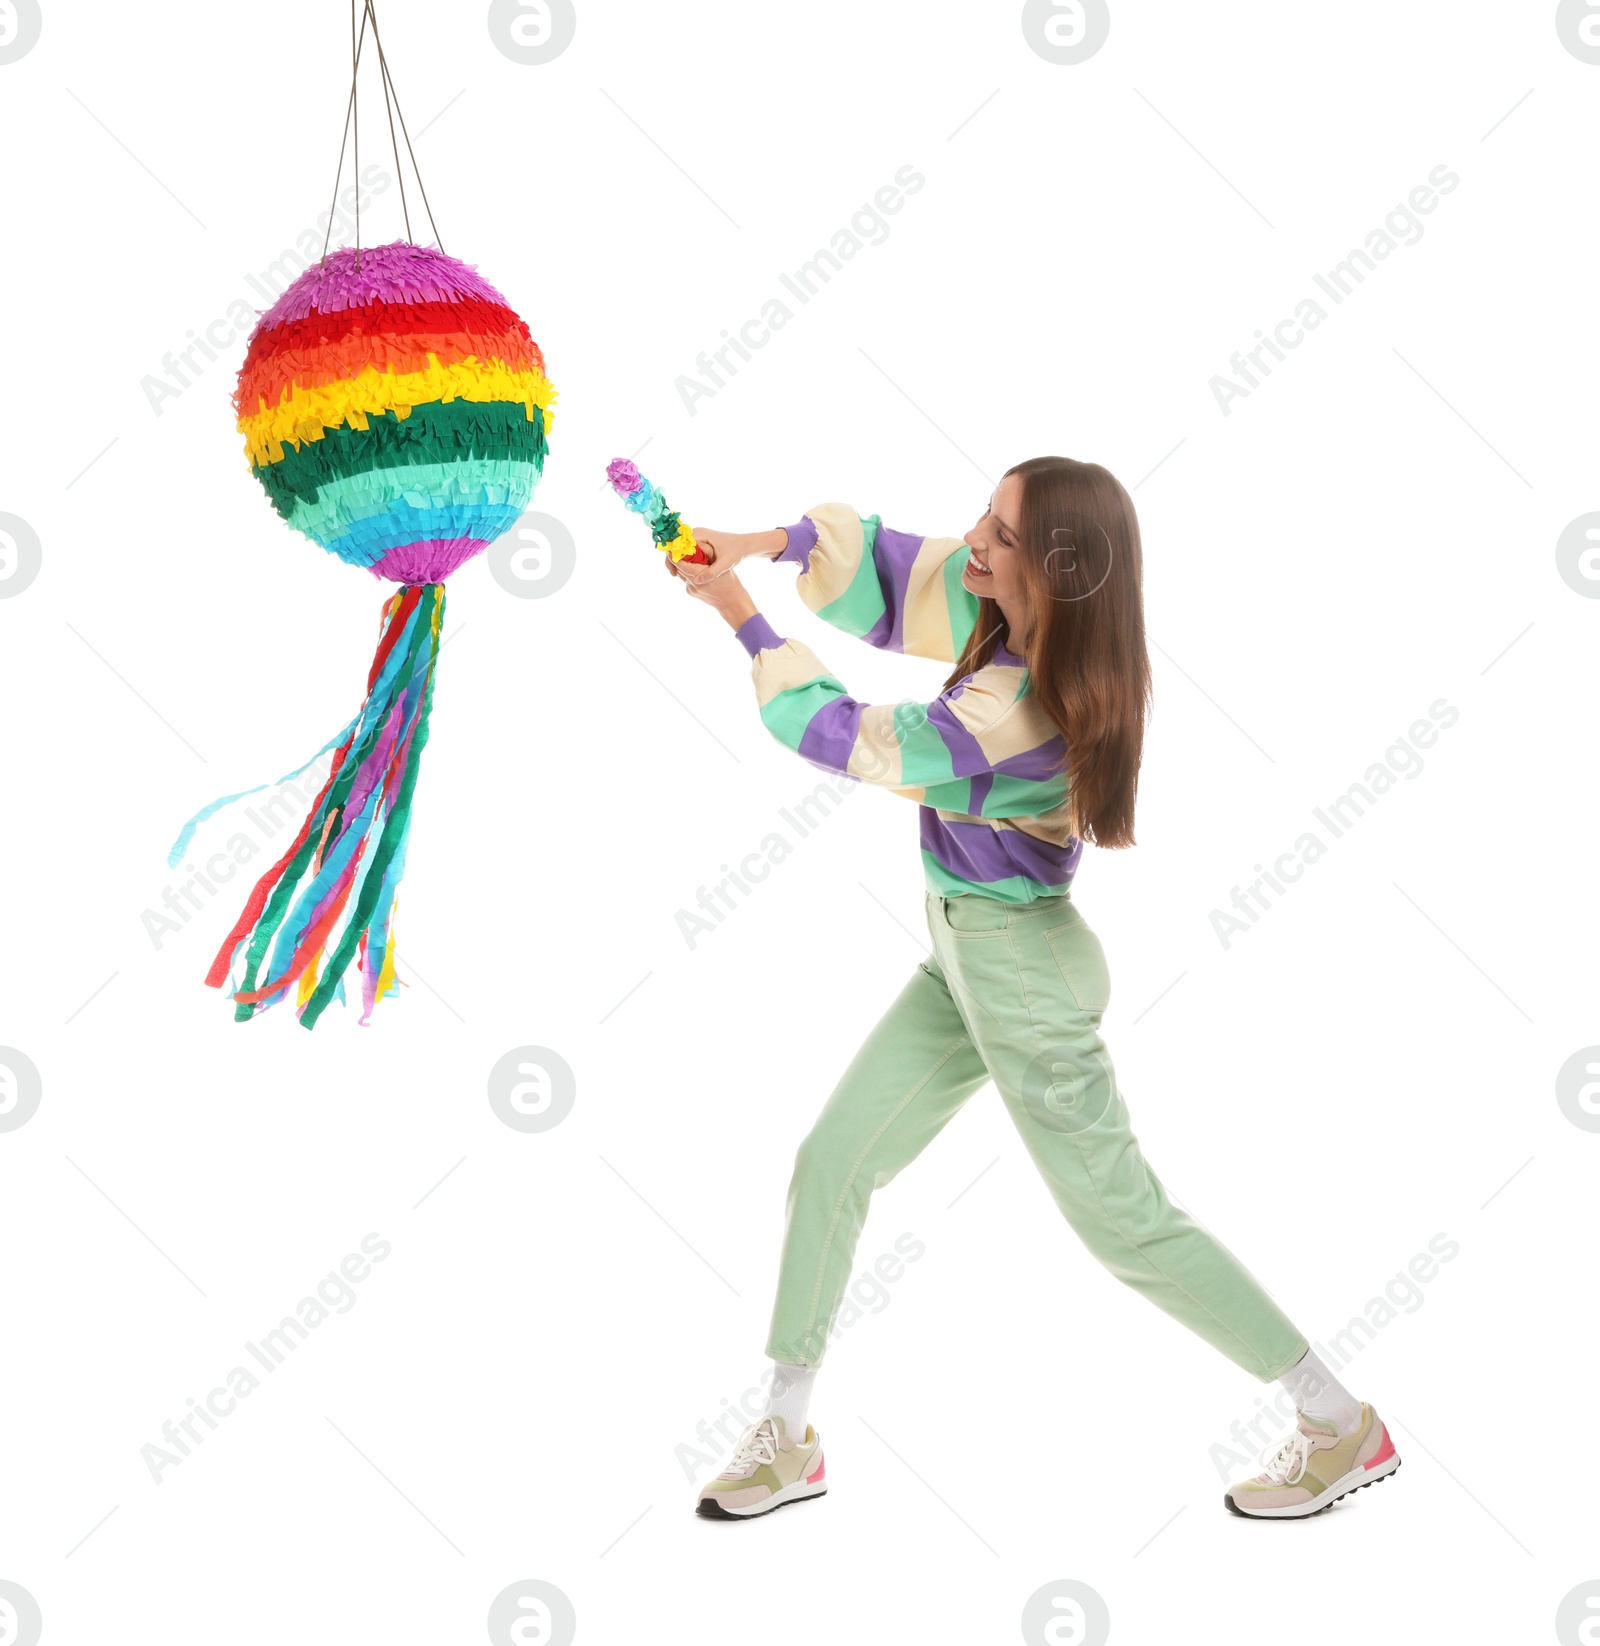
[606, 459, 708, 565]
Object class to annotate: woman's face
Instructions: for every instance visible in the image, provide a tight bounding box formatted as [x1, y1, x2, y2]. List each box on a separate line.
[961, 472, 1027, 607]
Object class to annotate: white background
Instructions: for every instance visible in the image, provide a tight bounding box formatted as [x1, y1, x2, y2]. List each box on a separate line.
[1, 1, 1597, 1642]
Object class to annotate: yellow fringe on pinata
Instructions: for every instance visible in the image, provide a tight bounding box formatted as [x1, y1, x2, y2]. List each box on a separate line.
[240, 357, 557, 467]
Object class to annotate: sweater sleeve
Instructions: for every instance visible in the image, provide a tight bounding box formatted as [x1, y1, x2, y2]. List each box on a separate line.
[732, 612, 1039, 795]
[773, 503, 980, 663]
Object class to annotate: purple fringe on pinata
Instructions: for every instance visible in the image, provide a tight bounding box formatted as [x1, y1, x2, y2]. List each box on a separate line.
[250, 243, 514, 336]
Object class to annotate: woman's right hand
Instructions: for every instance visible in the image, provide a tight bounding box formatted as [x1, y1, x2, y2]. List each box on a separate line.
[681, 527, 787, 578]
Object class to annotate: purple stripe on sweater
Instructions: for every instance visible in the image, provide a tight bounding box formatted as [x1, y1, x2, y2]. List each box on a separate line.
[991, 734, 1070, 783]
[968, 771, 995, 813]
[871, 524, 927, 654]
[920, 809, 1082, 887]
[776, 517, 819, 573]
[796, 695, 864, 775]
[925, 694, 994, 778]
[735, 612, 784, 658]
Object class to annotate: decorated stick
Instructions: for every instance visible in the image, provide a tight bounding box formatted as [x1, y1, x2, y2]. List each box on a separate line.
[606, 458, 709, 565]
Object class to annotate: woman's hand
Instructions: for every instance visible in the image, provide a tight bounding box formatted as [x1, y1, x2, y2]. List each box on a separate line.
[682, 526, 787, 579]
[667, 554, 759, 631]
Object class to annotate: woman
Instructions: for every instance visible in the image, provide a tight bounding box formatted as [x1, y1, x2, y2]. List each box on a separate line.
[671, 457, 1398, 1522]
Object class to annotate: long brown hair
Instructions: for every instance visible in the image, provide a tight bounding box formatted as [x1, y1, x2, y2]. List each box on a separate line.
[945, 456, 1150, 848]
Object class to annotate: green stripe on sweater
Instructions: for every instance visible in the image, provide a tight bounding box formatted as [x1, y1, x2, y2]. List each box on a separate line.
[759, 676, 848, 756]
[920, 853, 1070, 904]
[892, 701, 957, 786]
[815, 514, 885, 638]
[983, 772, 1068, 818]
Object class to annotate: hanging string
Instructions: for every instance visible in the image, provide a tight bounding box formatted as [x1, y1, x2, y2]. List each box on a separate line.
[317, 0, 443, 263]
[365, 0, 412, 242]
[362, 0, 444, 250]
[318, 1, 370, 268]
[351, 0, 361, 267]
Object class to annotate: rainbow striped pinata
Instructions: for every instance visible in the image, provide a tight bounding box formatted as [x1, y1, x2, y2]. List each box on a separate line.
[170, 240, 556, 1028]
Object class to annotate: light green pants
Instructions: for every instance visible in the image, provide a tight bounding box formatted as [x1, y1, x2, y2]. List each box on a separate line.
[766, 892, 1309, 1380]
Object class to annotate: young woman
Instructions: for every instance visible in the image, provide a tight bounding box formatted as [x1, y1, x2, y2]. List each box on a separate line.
[670, 457, 1399, 1522]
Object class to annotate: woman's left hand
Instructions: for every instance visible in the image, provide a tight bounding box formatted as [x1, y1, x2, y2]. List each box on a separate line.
[667, 555, 759, 631]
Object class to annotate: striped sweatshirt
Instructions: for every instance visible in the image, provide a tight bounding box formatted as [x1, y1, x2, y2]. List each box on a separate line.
[734, 503, 1083, 902]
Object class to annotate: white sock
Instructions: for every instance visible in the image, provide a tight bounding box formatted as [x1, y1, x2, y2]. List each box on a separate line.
[1278, 1348, 1362, 1436]
[763, 1362, 817, 1441]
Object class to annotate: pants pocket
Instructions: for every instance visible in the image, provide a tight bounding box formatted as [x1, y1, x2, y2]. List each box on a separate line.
[940, 895, 1012, 935]
[1044, 918, 1112, 1014]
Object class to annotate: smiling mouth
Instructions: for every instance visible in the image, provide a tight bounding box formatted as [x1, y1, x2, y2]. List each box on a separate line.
[966, 552, 992, 577]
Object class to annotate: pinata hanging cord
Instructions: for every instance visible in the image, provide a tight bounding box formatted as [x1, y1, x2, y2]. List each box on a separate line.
[188, 583, 445, 1028]
[320, 0, 444, 272]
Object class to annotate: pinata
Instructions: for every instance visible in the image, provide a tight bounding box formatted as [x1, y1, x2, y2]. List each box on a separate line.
[170, 2, 554, 1027]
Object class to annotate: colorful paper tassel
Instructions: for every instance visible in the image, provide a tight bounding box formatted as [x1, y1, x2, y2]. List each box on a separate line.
[171, 584, 444, 1027]
[606, 459, 707, 564]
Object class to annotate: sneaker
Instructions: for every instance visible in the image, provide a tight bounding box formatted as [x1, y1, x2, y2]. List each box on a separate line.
[695, 1416, 827, 1520]
[1225, 1403, 1400, 1519]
